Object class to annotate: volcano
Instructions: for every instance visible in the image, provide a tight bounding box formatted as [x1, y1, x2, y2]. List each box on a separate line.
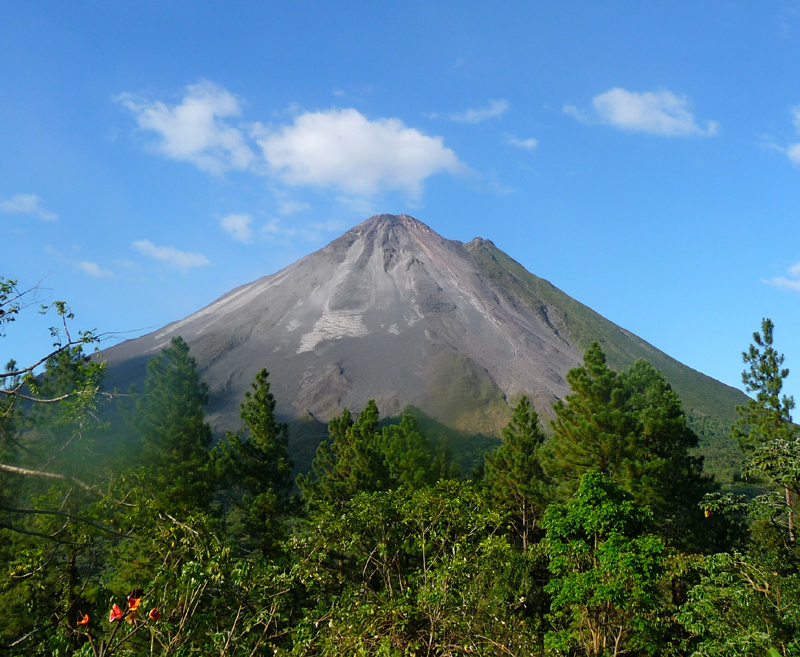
[102, 214, 745, 470]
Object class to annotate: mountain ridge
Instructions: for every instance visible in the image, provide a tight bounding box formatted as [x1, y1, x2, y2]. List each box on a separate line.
[101, 213, 746, 475]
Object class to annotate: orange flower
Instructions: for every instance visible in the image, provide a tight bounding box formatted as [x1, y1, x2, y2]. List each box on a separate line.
[125, 611, 136, 625]
[127, 597, 141, 612]
[109, 604, 123, 622]
[148, 608, 161, 621]
[77, 613, 90, 627]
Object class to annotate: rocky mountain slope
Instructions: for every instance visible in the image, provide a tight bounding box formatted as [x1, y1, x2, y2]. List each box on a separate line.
[102, 214, 746, 472]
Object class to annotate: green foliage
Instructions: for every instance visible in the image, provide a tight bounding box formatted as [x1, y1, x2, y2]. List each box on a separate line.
[732, 318, 796, 455]
[732, 318, 799, 542]
[678, 547, 800, 656]
[133, 336, 216, 512]
[485, 395, 550, 550]
[299, 400, 456, 508]
[544, 343, 718, 551]
[544, 342, 637, 496]
[8, 278, 800, 655]
[541, 471, 670, 656]
[292, 481, 545, 655]
[217, 368, 294, 557]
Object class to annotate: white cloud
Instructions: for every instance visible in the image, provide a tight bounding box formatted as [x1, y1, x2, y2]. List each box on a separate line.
[255, 108, 466, 197]
[777, 106, 800, 164]
[119, 82, 467, 199]
[278, 200, 311, 215]
[220, 213, 253, 242]
[564, 88, 719, 137]
[117, 80, 256, 174]
[262, 217, 344, 243]
[763, 262, 800, 292]
[446, 99, 509, 124]
[0, 194, 58, 221]
[44, 246, 112, 276]
[504, 134, 539, 150]
[132, 239, 210, 272]
[77, 261, 113, 278]
[764, 276, 800, 292]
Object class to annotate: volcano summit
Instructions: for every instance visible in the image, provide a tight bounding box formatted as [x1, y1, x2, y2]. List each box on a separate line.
[102, 214, 745, 457]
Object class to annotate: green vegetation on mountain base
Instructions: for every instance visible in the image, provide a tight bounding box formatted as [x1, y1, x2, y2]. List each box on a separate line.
[466, 238, 748, 483]
[3, 276, 799, 656]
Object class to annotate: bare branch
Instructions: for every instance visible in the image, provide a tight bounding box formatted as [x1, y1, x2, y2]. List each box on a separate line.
[0, 462, 96, 491]
[0, 504, 136, 539]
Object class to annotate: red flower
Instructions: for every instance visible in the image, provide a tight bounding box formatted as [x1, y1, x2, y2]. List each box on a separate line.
[127, 596, 141, 612]
[148, 608, 161, 621]
[109, 604, 123, 622]
[77, 613, 90, 627]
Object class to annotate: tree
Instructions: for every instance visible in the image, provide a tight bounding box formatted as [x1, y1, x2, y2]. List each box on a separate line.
[381, 412, 438, 490]
[542, 471, 669, 657]
[542, 342, 638, 498]
[732, 318, 795, 455]
[298, 401, 389, 507]
[218, 368, 293, 558]
[485, 395, 550, 550]
[621, 359, 718, 551]
[543, 344, 717, 551]
[299, 401, 449, 507]
[732, 318, 798, 541]
[134, 336, 216, 511]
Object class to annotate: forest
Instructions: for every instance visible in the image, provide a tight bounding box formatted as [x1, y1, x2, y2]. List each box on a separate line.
[1, 275, 798, 657]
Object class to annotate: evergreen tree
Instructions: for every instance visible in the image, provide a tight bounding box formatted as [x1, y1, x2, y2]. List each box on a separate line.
[299, 401, 451, 507]
[543, 342, 636, 497]
[381, 412, 437, 490]
[219, 368, 293, 557]
[485, 395, 550, 550]
[733, 318, 798, 542]
[622, 359, 718, 551]
[543, 344, 717, 551]
[731, 318, 795, 455]
[299, 402, 389, 506]
[135, 336, 215, 511]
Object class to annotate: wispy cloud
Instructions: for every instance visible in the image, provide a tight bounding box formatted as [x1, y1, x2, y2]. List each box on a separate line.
[45, 246, 112, 277]
[219, 213, 253, 242]
[255, 108, 466, 198]
[504, 134, 539, 150]
[564, 88, 719, 137]
[772, 106, 800, 165]
[262, 218, 345, 243]
[132, 239, 210, 272]
[1, 194, 58, 221]
[445, 99, 509, 124]
[117, 80, 256, 175]
[763, 261, 800, 292]
[118, 81, 467, 200]
[278, 200, 311, 216]
[77, 261, 113, 278]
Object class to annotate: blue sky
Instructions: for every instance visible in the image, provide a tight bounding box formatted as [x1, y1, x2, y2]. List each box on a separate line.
[2, 1, 800, 404]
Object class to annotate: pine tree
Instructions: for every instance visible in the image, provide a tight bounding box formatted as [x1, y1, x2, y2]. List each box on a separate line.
[299, 402, 389, 506]
[299, 401, 449, 507]
[485, 396, 549, 550]
[542, 342, 636, 498]
[543, 344, 717, 550]
[622, 359, 717, 551]
[732, 318, 795, 454]
[733, 318, 798, 541]
[381, 412, 437, 491]
[219, 368, 293, 557]
[135, 336, 215, 511]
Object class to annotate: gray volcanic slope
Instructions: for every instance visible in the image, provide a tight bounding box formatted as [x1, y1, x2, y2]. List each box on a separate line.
[102, 214, 746, 445]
